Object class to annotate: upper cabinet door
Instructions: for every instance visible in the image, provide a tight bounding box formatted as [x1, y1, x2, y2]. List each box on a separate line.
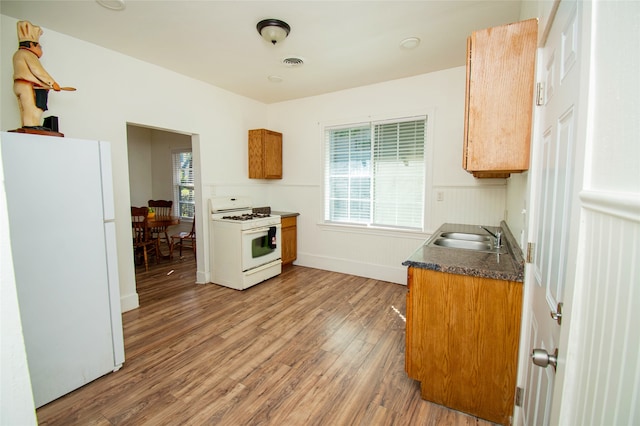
[248, 128, 282, 179]
[463, 19, 538, 178]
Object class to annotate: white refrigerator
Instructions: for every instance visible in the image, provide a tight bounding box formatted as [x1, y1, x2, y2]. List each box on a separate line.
[1, 131, 125, 408]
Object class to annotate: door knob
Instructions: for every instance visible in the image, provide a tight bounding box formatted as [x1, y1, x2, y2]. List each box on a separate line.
[532, 348, 558, 371]
[550, 302, 563, 325]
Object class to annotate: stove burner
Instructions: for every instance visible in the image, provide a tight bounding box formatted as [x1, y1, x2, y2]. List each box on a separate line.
[221, 213, 271, 221]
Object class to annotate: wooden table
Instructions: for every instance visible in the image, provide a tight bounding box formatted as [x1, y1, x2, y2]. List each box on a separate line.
[148, 215, 180, 228]
[147, 215, 180, 258]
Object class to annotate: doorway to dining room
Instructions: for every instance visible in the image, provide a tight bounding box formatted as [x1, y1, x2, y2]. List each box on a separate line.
[126, 124, 197, 281]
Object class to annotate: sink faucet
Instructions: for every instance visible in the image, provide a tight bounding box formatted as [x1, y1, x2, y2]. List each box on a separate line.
[480, 226, 502, 248]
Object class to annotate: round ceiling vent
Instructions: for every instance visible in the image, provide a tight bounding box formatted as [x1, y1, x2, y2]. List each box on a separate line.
[282, 56, 304, 67]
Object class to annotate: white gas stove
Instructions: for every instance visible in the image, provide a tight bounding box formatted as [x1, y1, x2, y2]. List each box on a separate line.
[209, 196, 281, 290]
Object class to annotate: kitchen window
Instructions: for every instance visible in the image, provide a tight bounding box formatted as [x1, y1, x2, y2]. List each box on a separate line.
[324, 116, 427, 230]
[172, 150, 194, 220]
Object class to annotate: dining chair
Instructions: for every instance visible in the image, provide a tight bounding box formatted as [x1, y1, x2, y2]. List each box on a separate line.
[131, 206, 160, 272]
[148, 199, 173, 249]
[170, 216, 196, 260]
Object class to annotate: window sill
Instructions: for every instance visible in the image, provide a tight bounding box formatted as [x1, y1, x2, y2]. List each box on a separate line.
[317, 222, 430, 240]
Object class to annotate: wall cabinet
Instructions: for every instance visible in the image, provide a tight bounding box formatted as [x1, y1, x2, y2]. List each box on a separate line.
[280, 215, 298, 266]
[248, 129, 282, 179]
[405, 267, 523, 425]
[463, 19, 537, 178]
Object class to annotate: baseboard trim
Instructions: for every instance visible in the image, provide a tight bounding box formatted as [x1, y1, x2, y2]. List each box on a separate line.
[120, 292, 139, 313]
[295, 252, 407, 285]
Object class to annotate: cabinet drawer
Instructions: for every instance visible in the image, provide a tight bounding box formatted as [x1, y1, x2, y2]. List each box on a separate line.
[281, 216, 297, 228]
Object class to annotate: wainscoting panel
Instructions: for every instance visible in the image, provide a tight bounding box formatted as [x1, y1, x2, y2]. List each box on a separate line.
[569, 191, 640, 425]
[430, 185, 507, 229]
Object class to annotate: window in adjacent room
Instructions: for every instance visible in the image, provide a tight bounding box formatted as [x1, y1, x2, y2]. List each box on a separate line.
[172, 150, 194, 220]
[324, 116, 427, 230]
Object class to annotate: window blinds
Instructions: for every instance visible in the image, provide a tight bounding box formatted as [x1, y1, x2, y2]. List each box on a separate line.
[172, 150, 195, 219]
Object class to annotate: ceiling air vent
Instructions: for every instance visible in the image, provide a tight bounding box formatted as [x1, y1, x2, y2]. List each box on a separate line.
[282, 57, 304, 67]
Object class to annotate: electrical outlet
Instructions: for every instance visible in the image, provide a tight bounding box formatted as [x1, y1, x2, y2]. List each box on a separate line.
[436, 191, 444, 202]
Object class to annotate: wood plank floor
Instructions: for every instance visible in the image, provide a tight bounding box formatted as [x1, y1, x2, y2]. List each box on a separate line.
[36, 251, 494, 425]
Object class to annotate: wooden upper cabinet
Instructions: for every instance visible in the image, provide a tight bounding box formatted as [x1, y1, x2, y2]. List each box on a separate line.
[248, 129, 282, 179]
[463, 19, 538, 178]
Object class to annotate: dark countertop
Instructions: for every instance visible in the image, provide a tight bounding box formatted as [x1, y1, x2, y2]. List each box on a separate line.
[252, 207, 298, 218]
[402, 221, 525, 282]
[272, 211, 299, 218]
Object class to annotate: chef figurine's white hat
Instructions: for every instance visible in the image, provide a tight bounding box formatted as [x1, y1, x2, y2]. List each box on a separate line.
[17, 20, 43, 43]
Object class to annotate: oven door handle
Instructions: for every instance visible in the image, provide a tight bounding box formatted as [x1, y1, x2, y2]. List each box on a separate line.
[245, 259, 282, 275]
[243, 225, 280, 235]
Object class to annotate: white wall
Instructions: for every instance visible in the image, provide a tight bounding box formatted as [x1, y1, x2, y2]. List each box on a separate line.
[126, 125, 153, 207]
[506, 169, 530, 249]
[586, 1, 640, 192]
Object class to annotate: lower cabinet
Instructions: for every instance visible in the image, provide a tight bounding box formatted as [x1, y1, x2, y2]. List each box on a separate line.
[405, 267, 523, 425]
[281, 215, 298, 266]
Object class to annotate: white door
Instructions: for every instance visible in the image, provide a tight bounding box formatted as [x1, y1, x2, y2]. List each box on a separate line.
[521, 1, 582, 424]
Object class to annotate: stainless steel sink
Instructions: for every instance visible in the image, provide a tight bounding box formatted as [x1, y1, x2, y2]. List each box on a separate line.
[439, 232, 492, 242]
[432, 238, 493, 251]
[428, 231, 508, 254]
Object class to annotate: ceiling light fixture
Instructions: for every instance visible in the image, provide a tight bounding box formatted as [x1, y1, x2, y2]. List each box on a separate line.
[257, 19, 291, 45]
[400, 37, 421, 50]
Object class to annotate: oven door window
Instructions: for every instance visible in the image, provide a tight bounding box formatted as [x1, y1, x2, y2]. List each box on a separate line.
[251, 234, 275, 258]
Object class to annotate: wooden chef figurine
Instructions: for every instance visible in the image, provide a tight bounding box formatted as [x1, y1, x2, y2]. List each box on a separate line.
[12, 20, 64, 129]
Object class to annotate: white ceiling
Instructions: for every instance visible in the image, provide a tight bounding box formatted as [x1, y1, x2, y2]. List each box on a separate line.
[1, 1, 524, 104]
